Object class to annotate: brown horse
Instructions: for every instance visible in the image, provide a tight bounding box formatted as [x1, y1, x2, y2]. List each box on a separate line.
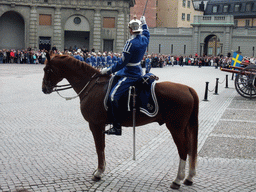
[42, 52, 199, 190]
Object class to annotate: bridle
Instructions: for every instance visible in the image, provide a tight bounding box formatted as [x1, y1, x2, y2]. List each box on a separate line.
[54, 73, 97, 101]
[43, 55, 107, 101]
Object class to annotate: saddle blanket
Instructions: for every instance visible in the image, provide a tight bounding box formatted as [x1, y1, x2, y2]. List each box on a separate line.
[104, 74, 159, 117]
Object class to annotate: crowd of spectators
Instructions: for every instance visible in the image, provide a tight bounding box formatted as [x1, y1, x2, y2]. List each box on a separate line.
[1, 47, 255, 69]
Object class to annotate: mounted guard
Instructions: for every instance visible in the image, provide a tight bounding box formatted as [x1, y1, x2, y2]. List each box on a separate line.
[101, 15, 150, 135]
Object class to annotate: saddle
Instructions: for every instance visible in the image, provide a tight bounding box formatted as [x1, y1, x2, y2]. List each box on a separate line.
[104, 73, 159, 120]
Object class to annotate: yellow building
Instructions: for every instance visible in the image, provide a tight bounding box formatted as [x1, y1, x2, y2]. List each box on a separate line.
[156, 0, 203, 27]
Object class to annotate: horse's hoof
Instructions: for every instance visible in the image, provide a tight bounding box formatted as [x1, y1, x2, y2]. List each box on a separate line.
[92, 175, 101, 181]
[184, 179, 193, 186]
[170, 182, 180, 189]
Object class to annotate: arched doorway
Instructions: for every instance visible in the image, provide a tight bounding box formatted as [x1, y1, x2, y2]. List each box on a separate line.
[204, 35, 222, 56]
[64, 15, 90, 51]
[0, 11, 25, 49]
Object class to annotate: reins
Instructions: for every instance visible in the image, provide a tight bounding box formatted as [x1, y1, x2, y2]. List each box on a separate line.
[54, 73, 97, 101]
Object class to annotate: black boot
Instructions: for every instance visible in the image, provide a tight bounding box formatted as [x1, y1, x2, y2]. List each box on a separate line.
[104, 100, 122, 136]
[104, 123, 122, 135]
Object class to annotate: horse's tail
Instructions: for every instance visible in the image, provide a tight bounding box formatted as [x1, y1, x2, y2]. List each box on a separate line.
[188, 87, 199, 170]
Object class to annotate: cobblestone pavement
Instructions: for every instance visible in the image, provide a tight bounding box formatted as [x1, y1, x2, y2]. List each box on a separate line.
[0, 64, 255, 192]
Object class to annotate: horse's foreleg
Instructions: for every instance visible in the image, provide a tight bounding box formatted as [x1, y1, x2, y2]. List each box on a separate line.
[89, 123, 106, 181]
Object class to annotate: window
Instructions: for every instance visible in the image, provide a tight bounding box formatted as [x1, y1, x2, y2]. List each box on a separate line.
[187, 14, 190, 21]
[246, 20, 250, 27]
[107, 2, 111, 6]
[182, 13, 185, 21]
[235, 4, 240, 12]
[188, 0, 191, 8]
[183, 0, 186, 7]
[213, 5, 218, 13]
[159, 44, 161, 53]
[184, 45, 186, 54]
[223, 5, 229, 13]
[246, 3, 252, 12]
[39, 14, 51, 25]
[73, 17, 81, 24]
[103, 17, 115, 28]
[171, 44, 173, 54]
[234, 20, 238, 27]
[238, 46, 240, 52]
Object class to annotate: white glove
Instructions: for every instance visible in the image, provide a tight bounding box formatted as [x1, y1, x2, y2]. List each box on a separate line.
[140, 16, 146, 25]
[101, 67, 110, 75]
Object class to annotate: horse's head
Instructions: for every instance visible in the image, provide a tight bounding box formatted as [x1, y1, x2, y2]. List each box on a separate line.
[42, 52, 64, 94]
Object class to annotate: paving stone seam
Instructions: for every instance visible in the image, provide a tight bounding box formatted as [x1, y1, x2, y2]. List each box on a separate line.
[220, 119, 256, 123]
[226, 108, 256, 111]
[209, 133, 256, 140]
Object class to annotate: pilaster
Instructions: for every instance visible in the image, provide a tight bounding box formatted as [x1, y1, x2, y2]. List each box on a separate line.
[116, 10, 126, 53]
[53, 7, 62, 50]
[29, 6, 37, 49]
[92, 9, 101, 52]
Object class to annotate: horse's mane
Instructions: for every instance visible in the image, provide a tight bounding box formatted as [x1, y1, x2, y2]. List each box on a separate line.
[52, 54, 100, 75]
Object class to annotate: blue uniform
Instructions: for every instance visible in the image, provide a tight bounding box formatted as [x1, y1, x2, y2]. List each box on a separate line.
[112, 55, 117, 66]
[101, 56, 107, 67]
[107, 55, 112, 67]
[96, 56, 102, 68]
[86, 57, 91, 66]
[145, 58, 151, 73]
[108, 23, 150, 103]
[91, 56, 96, 67]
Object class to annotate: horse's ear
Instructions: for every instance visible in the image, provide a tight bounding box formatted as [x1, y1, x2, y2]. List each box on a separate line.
[46, 51, 51, 63]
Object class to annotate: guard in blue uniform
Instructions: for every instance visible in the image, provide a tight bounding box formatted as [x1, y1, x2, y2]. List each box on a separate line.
[106, 52, 112, 67]
[145, 54, 152, 73]
[101, 16, 150, 135]
[91, 53, 97, 67]
[96, 52, 102, 68]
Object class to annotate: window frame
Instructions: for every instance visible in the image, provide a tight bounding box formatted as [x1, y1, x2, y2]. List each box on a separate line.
[103, 17, 115, 28]
[39, 14, 52, 26]
[212, 5, 218, 13]
[183, 0, 186, 7]
[246, 3, 252, 12]
[234, 4, 241, 12]
[182, 13, 186, 21]
[187, 0, 191, 8]
[223, 5, 229, 13]
[187, 14, 190, 21]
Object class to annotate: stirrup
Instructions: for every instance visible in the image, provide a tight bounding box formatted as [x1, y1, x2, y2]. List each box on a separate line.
[104, 127, 122, 136]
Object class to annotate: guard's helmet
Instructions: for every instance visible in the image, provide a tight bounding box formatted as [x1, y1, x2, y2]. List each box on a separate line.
[128, 19, 142, 33]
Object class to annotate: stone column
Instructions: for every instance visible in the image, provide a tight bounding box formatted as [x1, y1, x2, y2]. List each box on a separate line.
[116, 10, 126, 53]
[193, 26, 199, 56]
[29, 6, 37, 49]
[224, 26, 231, 56]
[53, 7, 62, 50]
[92, 9, 101, 52]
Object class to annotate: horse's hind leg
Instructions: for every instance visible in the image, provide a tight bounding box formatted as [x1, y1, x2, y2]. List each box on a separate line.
[89, 123, 106, 181]
[166, 122, 188, 189]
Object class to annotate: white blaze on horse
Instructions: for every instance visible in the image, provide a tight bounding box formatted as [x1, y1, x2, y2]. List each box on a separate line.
[42, 52, 199, 190]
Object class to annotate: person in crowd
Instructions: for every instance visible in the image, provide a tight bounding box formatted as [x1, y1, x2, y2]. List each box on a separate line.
[100, 16, 149, 135]
[91, 52, 97, 67]
[86, 53, 92, 66]
[0, 50, 3, 63]
[101, 52, 107, 67]
[96, 52, 102, 68]
[107, 52, 112, 67]
[145, 54, 152, 73]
